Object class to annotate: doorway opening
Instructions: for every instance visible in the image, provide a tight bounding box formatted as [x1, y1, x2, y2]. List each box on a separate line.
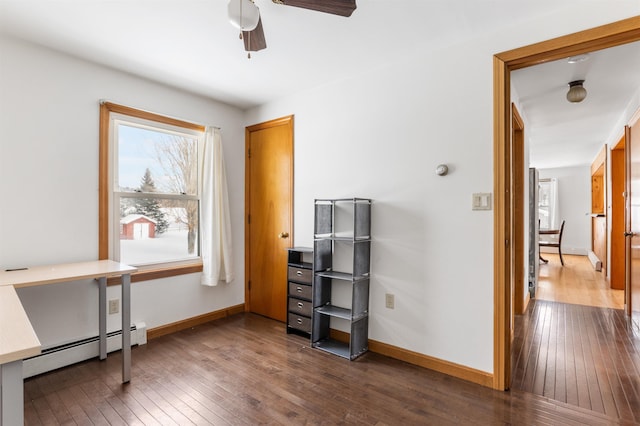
[493, 16, 640, 391]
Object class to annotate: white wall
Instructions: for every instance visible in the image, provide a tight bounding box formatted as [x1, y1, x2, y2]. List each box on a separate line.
[0, 36, 246, 348]
[1, 4, 638, 375]
[245, 6, 639, 373]
[538, 166, 592, 255]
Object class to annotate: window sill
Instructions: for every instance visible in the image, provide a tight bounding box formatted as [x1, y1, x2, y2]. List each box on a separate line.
[106, 262, 203, 286]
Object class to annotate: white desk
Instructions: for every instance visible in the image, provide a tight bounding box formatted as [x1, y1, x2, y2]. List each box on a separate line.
[0, 260, 136, 426]
[0, 286, 41, 426]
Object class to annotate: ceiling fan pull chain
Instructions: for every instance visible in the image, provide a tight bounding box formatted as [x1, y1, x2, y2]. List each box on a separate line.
[247, 31, 252, 59]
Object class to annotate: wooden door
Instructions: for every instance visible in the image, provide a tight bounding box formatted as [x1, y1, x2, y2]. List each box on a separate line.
[245, 116, 294, 322]
[610, 138, 625, 290]
[628, 112, 640, 325]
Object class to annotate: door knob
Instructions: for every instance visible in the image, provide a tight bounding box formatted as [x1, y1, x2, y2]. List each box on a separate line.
[278, 232, 289, 239]
[625, 231, 635, 237]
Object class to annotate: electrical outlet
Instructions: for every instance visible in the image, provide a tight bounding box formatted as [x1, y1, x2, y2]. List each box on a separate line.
[385, 293, 395, 309]
[108, 299, 119, 315]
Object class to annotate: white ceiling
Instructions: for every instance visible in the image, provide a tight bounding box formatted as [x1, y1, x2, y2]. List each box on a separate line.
[1, 1, 639, 169]
[512, 41, 640, 169]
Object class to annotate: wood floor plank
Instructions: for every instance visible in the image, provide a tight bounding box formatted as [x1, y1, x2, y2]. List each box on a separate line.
[157, 374, 238, 424]
[23, 312, 631, 425]
[26, 397, 49, 426]
[42, 391, 74, 424]
[532, 301, 552, 395]
[77, 379, 126, 425]
[563, 303, 579, 407]
[554, 302, 567, 403]
[572, 303, 593, 410]
[580, 306, 605, 413]
[542, 301, 558, 399]
[59, 385, 110, 425]
[589, 307, 622, 418]
[536, 254, 624, 309]
[23, 400, 46, 426]
[512, 299, 640, 424]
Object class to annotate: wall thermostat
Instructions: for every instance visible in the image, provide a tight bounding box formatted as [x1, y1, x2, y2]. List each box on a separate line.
[436, 164, 449, 176]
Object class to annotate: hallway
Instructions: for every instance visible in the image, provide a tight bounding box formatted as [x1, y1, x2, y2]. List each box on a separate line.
[512, 254, 639, 422]
[535, 254, 624, 309]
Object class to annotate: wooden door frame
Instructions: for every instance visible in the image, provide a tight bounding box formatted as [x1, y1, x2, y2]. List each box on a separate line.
[244, 115, 294, 313]
[628, 110, 640, 320]
[512, 104, 526, 317]
[493, 16, 640, 390]
[626, 124, 632, 316]
[611, 136, 626, 291]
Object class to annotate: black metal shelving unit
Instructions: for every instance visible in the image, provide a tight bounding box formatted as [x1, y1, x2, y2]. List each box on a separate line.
[311, 198, 371, 360]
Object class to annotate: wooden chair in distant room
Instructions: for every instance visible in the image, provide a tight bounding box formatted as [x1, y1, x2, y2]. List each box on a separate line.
[539, 220, 565, 266]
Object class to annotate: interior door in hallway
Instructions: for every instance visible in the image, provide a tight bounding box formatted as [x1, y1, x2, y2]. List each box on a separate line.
[245, 116, 293, 322]
[628, 112, 640, 326]
[611, 137, 626, 291]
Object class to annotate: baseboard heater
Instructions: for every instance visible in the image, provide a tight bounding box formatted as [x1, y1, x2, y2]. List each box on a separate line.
[587, 250, 603, 272]
[22, 322, 146, 379]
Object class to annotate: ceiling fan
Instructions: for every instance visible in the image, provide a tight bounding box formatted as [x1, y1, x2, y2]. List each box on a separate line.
[228, 0, 357, 57]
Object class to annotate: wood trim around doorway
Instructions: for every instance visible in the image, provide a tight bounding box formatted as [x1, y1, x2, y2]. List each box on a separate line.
[493, 16, 640, 391]
[611, 136, 625, 291]
[512, 104, 526, 316]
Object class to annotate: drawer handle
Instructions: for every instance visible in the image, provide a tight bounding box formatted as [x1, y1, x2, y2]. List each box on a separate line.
[296, 271, 303, 276]
[297, 302, 304, 308]
[296, 286, 303, 293]
[297, 318, 303, 324]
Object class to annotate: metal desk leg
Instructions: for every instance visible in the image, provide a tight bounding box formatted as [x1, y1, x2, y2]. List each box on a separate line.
[122, 273, 131, 383]
[98, 277, 107, 360]
[1, 360, 24, 426]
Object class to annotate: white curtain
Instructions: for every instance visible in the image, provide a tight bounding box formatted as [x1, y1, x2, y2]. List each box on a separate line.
[548, 178, 560, 230]
[538, 178, 560, 230]
[200, 127, 234, 286]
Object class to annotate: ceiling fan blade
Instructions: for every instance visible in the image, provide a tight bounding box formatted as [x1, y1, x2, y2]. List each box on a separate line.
[243, 16, 267, 52]
[274, 0, 356, 17]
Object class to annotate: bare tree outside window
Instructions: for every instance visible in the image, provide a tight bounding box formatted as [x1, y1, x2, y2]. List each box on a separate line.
[155, 135, 199, 254]
[116, 123, 201, 265]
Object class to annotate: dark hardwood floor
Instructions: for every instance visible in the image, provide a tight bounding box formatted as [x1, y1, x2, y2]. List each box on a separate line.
[24, 313, 631, 425]
[512, 299, 640, 424]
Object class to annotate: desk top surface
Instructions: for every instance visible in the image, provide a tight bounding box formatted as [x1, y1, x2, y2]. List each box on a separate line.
[0, 260, 136, 365]
[0, 259, 137, 288]
[0, 286, 41, 364]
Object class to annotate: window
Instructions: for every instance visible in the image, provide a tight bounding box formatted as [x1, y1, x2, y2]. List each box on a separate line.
[100, 103, 205, 280]
[538, 178, 559, 230]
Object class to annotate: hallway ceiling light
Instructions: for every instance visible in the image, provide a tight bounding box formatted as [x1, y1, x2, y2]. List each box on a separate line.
[566, 80, 587, 103]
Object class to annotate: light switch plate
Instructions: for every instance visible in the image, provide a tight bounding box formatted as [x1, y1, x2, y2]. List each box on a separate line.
[472, 193, 492, 210]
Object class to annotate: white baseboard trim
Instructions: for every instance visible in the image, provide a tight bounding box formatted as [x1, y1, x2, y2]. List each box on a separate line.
[539, 247, 588, 256]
